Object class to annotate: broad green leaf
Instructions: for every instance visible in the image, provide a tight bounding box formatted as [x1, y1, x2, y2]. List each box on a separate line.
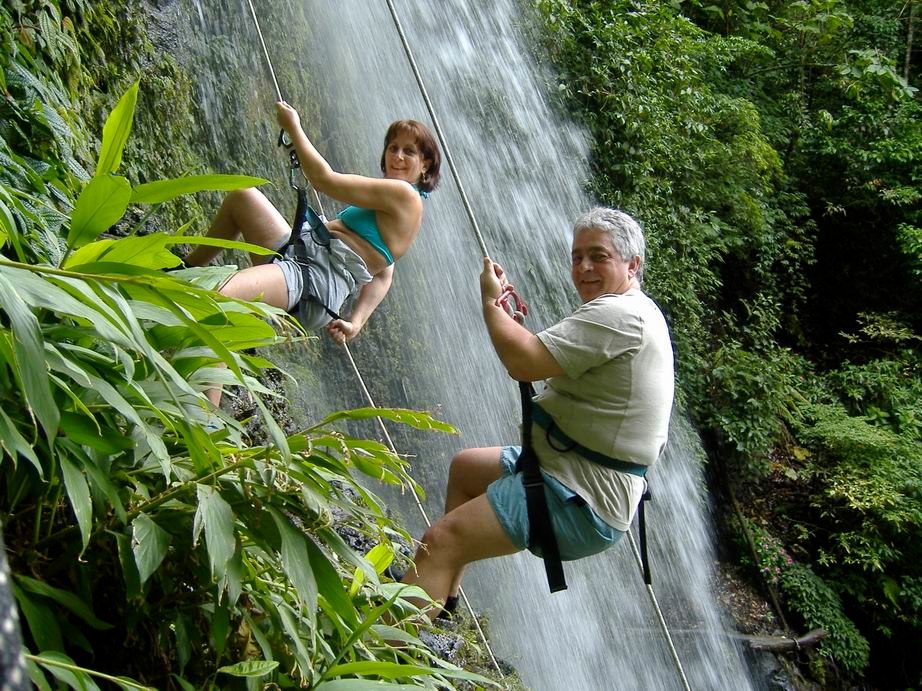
[269, 508, 318, 614]
[60, 455, 92, 551]
[318, 407, 457, 434]
[0, 408, 43, 477]
[276, 602, 314, 671]
[68, 174, 132, 248]
[131, 513, 172, 584]
[254, 395, 291, 464]
[113, 531, 141, 599]
[95, 233, 177, 270]
[61, 238, 115, 268]
[59, 411, 135, 454]
[25, 657, 54, 691]
[73, 444, 127, 525]
[217, 660, 279, 678]
[0, 273, 59, 444]
[324, 660, 438, 680]
[15, 575, 112, 629]
[97, 81, 138, 175]
[0, 198, 14, 247]
[131, 174, 268, 204]
[315, 683, 424, 691]
[31, 651, 103, 691]
[306, 534, 358, 627]
[166, 234, 277, 256]
[12, 584, 64, 652]
[170, 675, 195, 691]
[194, 484, 235, 579]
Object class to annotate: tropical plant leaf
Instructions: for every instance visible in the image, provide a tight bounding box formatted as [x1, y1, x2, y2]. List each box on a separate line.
[0, 197, 13, 248]
[307, 534, 358, 627]
[194, 484, 235, 579]
[60, 454, 92, 550]
[269, 508, 318, 615]
[15, 576, 112, 630]
[323, 659, 438, 681]
[318, 407, 457, 434]
[0, 273, 59, 443]
[30, 651, 103, 691]
[59, 411, 134, 454]
[67, 174, 131, 249]
[0, 408, 43, 477]
[12, 584, 64, 653]
[131, 513, 172, 584]
[96, 80, 138, 176]
[217, 660, 279, 678]
[315, 682, 424, 691]
[131, 174, 268, 204]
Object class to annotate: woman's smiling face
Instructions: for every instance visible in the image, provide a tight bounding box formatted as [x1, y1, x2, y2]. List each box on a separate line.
[383, 132, 427, 184]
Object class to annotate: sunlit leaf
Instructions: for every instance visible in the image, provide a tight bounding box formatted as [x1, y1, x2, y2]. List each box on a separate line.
[0, 273, 59, 444]
[97, 80, 138, 175]
[131, 174, 268, 204]
[217, 660, 279, 678]
[67, 174, 132, 248]
[318, 407, 457, 434]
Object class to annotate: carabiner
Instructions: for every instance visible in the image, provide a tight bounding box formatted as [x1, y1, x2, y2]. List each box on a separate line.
[495, 284, 528, 324]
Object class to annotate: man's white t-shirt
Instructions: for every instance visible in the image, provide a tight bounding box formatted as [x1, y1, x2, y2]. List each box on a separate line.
[534, 289, 675, 531]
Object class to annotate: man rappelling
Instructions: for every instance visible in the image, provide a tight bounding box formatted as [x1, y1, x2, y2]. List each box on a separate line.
[400, 207, 675, 618]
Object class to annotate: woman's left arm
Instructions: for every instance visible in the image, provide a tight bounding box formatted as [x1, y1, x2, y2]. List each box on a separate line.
[326, 264, 395, 344]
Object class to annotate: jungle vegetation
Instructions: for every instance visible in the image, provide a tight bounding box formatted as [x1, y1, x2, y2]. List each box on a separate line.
[535, 0, 921, 686]
[1, 0, 919, 689]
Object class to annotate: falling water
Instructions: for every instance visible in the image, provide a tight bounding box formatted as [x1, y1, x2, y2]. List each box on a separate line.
[172, 0, 761, 688]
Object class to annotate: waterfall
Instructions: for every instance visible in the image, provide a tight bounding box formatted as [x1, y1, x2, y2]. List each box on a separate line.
[177, 0, 760, 688]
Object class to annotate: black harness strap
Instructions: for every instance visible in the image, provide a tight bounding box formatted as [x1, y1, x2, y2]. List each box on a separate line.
[275, 188, 344, 322]
[517, 384, 656, 590]
[638, 486, 653, 585]
[515, 381, 567, 593]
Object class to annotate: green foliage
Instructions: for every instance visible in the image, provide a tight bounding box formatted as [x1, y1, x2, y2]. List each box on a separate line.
[535, 0, 921, 683]
[0, 49, 492, 691]
[779, 561, 870, 675]
[703, 340, 809, 474]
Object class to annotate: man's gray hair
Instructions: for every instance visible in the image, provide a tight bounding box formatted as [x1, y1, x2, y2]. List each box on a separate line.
[572, 207, 646, 283]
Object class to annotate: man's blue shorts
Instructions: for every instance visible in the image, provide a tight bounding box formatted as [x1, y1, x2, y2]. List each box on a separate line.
[486, 446, 625, 561]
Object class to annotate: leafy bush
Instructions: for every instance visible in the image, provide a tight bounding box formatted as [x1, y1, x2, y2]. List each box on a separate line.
[779, 561, 870, 676]
[0, 51, 492, 691]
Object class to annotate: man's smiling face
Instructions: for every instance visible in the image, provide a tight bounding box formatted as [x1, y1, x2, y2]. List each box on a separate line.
[570, 228, 637, 302]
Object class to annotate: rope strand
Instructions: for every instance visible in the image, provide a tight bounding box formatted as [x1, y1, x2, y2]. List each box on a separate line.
[383, 0, 489, 258]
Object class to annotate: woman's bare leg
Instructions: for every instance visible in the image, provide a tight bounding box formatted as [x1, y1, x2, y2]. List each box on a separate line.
[204, 263, 292, 407]
[186, 188, 291, 266]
